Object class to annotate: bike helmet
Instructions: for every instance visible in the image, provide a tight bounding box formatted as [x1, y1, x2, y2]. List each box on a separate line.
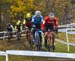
[35, 10, 41, 16]
[49, 12, 55, 19]
[26, 13, 31, 18]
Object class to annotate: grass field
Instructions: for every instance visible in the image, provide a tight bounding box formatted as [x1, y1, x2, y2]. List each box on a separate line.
[0, 56, 5, 61]
[0, 32, 75, 61]
[57, 32, 75, 43]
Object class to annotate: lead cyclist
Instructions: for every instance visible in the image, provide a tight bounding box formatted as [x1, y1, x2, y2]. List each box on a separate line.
[31, 10, 44, 50]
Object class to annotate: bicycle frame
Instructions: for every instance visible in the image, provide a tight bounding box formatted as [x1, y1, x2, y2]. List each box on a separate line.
[34, 29, 42, 51]
[25, 28, 34, 48]
[46, 31, 52, 46]
[45, 29, 55, 51]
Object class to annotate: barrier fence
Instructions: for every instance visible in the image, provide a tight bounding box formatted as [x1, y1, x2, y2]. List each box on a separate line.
[0, 23, 75, 39]
[0, 50, 75, 61]
[0, 51, 8, 61]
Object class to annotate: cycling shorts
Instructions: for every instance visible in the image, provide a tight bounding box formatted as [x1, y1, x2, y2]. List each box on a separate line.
[44, 23, 55, 32]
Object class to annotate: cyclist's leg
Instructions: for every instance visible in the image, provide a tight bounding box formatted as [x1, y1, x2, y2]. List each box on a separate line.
[8, 31, 12, 42]
[33, 29, 35, 42]
[47, 32, 52, 51]
[27, 26, 33, 46]
[44, 27, 49, 49]
[17, 31, 21, 41]
[41, 31, 45, 47]
[44, 32, 48, 48]
[51, 26, 56, 51]
[17, 31, 19, 41]
[19, 32, 21, 41]
[25, 27, 30, 41]
[26, 30, 29, 41]
[31, 27, 36, 47]
[29, 32, 33, 48]
[52, 31, 55, 51]
[27, 31, 33, 48]
[38, 32, 42, 50]
[8, 32, 10, 41]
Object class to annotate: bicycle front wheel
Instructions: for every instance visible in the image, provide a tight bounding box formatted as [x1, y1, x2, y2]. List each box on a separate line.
[35, 31, 41, 51]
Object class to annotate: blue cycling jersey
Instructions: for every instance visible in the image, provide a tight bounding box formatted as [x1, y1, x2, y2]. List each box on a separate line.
[32, 15, 43, 25]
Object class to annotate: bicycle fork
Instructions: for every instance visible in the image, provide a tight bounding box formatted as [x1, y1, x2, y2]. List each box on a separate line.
[47, 33, 52, 51]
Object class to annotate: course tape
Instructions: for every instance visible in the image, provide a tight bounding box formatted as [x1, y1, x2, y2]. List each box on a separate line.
[6, 50, 75, 59]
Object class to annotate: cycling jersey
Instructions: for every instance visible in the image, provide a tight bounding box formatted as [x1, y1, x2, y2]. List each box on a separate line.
[25, 18, 32, 29]
[32, 15, 43, 29]
[42, 16, 58, 31]
[7, 25, 14, 32]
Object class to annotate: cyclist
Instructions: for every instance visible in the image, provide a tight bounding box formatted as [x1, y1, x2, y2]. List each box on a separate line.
[22, 19, 26, 30]
[7, 23, 14, 41]
[24, 13, 33, 46]
[15, 20, 22, 41]
[31, 10, 43, 50]
[42, 12, 58, 51]
[25, 13, 32, 30]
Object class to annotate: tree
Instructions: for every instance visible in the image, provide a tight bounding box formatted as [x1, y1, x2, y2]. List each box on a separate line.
[1, 0, 75, 30]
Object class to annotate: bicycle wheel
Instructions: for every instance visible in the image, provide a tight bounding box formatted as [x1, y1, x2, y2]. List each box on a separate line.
[35, 31, 41, 51]
[28, 32, 34, 49]
[47, 32, 55, 52]
[51, 33, 55, 52]
[25, 29, 33, 49]
[46, 32, 52, 51]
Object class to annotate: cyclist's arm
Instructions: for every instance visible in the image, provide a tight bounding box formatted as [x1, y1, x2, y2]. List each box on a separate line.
[54, 17, 58, 29]
[42, 17, 47, 31]
[23, 19, 26, 25]
[11, 25, 14, 32]
[32, 16, 35, 24]
[32, 16, 36, 28]
[41, 16, 44, 23]
[54, 17, 59, 34]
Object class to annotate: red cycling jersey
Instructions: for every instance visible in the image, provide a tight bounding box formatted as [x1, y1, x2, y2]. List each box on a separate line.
[42, 16, 58, 30]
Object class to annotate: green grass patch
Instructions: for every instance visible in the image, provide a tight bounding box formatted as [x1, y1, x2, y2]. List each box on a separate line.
[9, 56, 48, 61]
[57, 32, 75, 42]
[55, 41, 75, 53]
[0, 56, 6, 61]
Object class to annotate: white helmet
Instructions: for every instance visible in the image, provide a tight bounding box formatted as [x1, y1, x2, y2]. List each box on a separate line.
[49, 12, 55, 19]
[35, 10, 41, 16]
